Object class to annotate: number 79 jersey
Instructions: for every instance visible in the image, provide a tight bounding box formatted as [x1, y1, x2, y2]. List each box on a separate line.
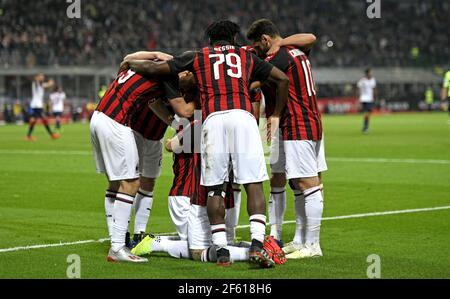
[168, 43, 273, 119]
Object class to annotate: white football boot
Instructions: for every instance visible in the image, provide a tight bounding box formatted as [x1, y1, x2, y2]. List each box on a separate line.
[282, 241, 304, 254]
[107, 246, 148, 263]
[286, 243, 322, 259]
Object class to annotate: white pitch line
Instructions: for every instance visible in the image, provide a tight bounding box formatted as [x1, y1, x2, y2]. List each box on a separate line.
[326, 157, 450, 165]
[1, 149, 449, 165]
[0, 205, 449, 254]
[0, 238, 110, 253]
[235, 205, 450, 229]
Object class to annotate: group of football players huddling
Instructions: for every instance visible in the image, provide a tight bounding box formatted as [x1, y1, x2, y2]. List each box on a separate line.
[90, 18, 327, 268]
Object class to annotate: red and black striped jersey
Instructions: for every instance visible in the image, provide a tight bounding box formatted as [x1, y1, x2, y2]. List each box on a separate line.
[167, 42, 273, 119]
[169, 152, 235, 208]
[96, 70, 164, 126]
[169, 119, 234, 207]
[169, 151, 196, 198]
[265, 46, 322, 141]
[169, 119, 201, 199]
[129, 100, 168, 141]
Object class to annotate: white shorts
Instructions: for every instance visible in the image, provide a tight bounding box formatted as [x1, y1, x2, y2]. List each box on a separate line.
[201, 110, 268, 186]
[269, 136, 286, 174]
[168, 196, 191, 241]
[284, 138, 328, 179]
[187, 204, 211, 250]
[133, 132, 163, 178]
[90, 111, 139, 181]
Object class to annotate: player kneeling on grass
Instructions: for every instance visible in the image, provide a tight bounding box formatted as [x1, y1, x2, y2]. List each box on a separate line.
[123, 20, 289, 268]
[131, 129, 286, 267]
[166, 116, 243, 249]
[123, 69, 197, 248]
[91, 51, 195, 263]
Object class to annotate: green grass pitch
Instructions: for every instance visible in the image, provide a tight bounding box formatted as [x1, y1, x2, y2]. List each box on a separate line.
[0, 113, 449, 278]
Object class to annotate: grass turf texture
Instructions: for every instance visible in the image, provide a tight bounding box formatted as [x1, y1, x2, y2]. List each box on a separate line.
[0, 113, 449, 278]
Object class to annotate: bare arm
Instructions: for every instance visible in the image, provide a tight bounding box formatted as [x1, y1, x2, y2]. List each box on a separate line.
[42, 79, 55, 89]
[268, 33, 317, 55]
[121, 60, 172, 77]
[252, 101, 261, 125]
[265, 67, 289, 137]
[169, 97, 195, 118]
[124, 51, 173, 62]
[148, 98, 175, 126]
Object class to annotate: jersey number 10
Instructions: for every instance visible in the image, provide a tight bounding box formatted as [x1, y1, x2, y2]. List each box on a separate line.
[209, 53, 242, 80]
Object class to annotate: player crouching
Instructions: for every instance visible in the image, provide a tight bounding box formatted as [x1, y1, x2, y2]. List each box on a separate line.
[131, 123, 286, 268]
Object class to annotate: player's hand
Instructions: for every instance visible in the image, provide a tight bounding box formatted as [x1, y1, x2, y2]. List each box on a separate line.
[165, 138, 174, 152]
[153, 52, 174, 62]
[165, 136, 181, 153]
[118, 61, 130, 73]
[268, 116, 280, 142]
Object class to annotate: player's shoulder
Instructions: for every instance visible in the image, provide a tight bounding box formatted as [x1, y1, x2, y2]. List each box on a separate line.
[266, 46, 301, 62]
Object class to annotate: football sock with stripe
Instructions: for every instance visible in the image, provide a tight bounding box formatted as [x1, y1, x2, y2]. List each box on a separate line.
[268, 187, 286, 240]
[133, 188, 153, 234]
[151, 236, 190, 259]
[111, 192, 134, 251]
[293, 190, 306, 244]
[249, 214, 266, 243]
[104, 190, 116, 238]
[304, 186, 324, 246]
[225, 187, 241, 244]
[211, 223, 228, 249]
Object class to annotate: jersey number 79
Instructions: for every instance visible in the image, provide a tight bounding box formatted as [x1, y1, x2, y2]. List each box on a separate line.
[209, 53, 242, 80]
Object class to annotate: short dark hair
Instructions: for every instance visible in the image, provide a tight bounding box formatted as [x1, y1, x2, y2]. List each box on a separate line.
[365, 68, 371, 75]
[205, 20, 241, 45]
[246, 19, 280, 41]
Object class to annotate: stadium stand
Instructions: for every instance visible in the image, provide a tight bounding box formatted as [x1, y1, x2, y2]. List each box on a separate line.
[0, 0, 448, 68]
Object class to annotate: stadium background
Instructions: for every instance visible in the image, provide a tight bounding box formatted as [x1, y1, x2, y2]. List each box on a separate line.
[0, 0, 449, 279]
[0, 0, 448, 121]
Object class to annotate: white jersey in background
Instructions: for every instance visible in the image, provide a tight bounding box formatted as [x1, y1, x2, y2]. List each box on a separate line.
[50, 92, 66, 113]
[30, 81, 45, 109]
[357, 77, 376, 103]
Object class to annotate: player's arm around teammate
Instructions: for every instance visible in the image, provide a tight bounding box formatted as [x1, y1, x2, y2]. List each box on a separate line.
[247, 19, 326, 258]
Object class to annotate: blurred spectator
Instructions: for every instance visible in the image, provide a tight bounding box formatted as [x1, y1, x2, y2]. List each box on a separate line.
[0, 0, 448, 68]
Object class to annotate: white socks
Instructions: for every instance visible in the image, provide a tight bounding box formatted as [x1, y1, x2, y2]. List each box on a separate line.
[225, 187, 241, 244]
[303, 186, 324, 246]
[133, 188, 154, 234]
[151, 236, 190, 259]
[268, 187, 286, 240]
[293, 191, 306, 244]
[104, 190, 116, 238]
[211, 223, 228, 249]
[111, 193, 134, 251]
[249, 214, 266, 243]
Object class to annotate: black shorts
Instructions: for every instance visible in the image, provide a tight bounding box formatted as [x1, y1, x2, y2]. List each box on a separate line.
[361, 102, 373, 113]
[53, 112, 62, 117]
[31, 108, 44, 118]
